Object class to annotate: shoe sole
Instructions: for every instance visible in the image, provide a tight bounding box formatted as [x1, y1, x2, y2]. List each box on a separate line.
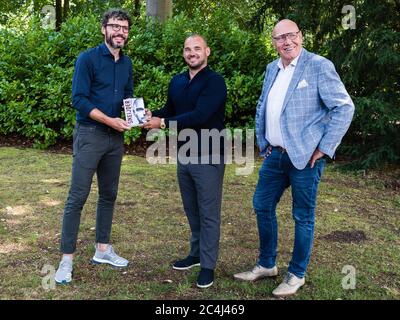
[55, 279, 72, 285]
[55, 271, 73, 285]
[91, 258, 129, 268]
[55, 274, 72, 285]
[172, 263, 200, 270]
[233, 273, 278, 281]
[272, 284, 305, 298]
[196, 281, 214, 289]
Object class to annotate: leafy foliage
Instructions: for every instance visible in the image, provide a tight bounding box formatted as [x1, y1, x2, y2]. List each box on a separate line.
[1, 1, 398, 168]
[0, 10, 271, 147]
[0, 14, 100, 147]
[248, 0, 400, 167]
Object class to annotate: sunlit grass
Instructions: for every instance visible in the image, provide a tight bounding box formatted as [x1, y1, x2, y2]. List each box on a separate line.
[0, 147, 399, 300]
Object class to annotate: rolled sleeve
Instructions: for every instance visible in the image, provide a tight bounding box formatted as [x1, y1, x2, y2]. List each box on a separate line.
[71, 52, 97, 118]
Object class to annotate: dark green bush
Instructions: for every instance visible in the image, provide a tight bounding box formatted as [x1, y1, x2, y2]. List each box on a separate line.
[1, 7, 398, 168]
[0, 10, 270, 147]
[0, 14, 101, 147]
[249, 1, 400, 168]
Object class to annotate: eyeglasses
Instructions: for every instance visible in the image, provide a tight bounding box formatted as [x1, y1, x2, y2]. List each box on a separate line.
[272, 31, 301, 43]
[106, 24, 129, 33]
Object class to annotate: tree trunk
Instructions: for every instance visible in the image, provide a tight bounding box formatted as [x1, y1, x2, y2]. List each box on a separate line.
[55, 0, 62, 31]
[146, 0, 172, 22]
[63, 0, 69, 21]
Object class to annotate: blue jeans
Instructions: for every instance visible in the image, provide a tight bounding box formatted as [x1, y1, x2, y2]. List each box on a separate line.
[253, 147, 325, 278]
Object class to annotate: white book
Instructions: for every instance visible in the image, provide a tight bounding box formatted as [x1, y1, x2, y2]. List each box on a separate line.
[123, 97, 147, 127]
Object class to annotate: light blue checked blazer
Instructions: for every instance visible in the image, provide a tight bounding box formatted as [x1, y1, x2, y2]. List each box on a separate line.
[255, 49, 355, 170]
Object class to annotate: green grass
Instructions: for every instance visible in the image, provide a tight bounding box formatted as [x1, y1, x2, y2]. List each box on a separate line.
[0, 146, 399, 300]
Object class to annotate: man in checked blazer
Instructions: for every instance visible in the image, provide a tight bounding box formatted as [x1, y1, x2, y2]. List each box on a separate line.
[234, 19, 355, 297]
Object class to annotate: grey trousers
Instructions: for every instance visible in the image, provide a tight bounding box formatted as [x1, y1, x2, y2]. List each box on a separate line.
[60, 123, 124, 254]
[177, 160, 225, 270]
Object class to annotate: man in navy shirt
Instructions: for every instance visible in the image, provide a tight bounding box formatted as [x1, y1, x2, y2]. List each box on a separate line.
[144, 34, 227, 288]
[55, 9, 132, 284]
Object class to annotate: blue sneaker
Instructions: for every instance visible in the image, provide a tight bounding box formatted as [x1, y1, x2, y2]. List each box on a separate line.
[196, 268, 214, 288]
[172, 255, 200, 270]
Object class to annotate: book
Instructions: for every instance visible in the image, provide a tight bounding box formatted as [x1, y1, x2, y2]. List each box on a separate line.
[123, 97, 147, 127]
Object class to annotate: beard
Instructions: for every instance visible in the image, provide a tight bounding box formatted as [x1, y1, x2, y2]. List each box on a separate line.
[185, 57, 206, 70]
[105, 31, 127, 49]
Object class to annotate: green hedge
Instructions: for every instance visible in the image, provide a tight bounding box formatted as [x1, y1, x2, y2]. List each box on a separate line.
[0, 11, 271, 148]
[1, 10, 398, 168]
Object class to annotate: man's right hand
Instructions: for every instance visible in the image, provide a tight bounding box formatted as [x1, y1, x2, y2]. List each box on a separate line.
[107, 117, 131, 132]
[89, 108, 130, 132]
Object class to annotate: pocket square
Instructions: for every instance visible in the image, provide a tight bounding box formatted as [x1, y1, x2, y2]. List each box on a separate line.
[297, 79, 308, 89]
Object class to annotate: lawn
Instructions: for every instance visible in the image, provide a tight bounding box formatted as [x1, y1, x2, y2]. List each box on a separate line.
[0, 146, 399, 300]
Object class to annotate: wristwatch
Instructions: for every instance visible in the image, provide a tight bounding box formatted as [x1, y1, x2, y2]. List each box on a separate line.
[160, 118, 166, 129]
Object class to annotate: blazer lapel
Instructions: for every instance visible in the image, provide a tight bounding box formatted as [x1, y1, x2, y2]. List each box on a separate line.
[259, 62, 280, 124]
[281, 49, 310, 114]
[266, 63, 280, 98]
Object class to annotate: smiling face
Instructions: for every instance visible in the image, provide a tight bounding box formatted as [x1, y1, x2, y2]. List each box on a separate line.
[183, 35, 210, 71]
[272, 19, 303, 67]
[101, 17, 129, 49]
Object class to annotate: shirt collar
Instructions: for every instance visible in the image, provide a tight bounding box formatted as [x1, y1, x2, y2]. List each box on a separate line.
[185, 65, 210, 80]
[100, 42, 124, 58]
[277, 48, 302, 70]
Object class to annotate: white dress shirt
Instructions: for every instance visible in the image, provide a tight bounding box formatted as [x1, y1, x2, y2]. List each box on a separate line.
[265, 52, 301, 147]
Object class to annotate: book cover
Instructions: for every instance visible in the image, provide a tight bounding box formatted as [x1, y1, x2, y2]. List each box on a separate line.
[123, 97, 147, 127]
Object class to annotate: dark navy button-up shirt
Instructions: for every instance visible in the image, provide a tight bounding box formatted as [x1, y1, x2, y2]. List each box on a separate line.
[153, 66, 227, 156]
[71, 43, 133, 127]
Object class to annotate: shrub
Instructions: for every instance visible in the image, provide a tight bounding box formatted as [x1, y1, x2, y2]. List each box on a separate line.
[0, 11, 270, 147]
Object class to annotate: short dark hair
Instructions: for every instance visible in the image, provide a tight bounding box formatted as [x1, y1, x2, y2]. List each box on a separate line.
[102, 8, 132, 28]
[184, 33, 208, 46]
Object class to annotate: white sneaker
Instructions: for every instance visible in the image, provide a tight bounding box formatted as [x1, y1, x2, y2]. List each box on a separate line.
[272, 272, 305, 297]
[234, 265, 278, 281]
[91, 245, 129, 267]
[55, 256, 73, 284]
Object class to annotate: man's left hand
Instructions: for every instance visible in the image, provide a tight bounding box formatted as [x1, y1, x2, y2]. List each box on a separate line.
[310, 149, 325, 168]
[143, 117, 161, 129]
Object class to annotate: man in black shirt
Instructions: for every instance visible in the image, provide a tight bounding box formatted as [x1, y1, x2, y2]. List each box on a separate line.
[55, 9, 132, 285]
[144, 34, 227, 288]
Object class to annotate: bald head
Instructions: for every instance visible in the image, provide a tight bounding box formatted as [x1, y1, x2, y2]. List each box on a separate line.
[184, 34, 208, 47]
[271, 19, 303, 67]
[183, 33, 210, 74]
[272, 19, 300, 38]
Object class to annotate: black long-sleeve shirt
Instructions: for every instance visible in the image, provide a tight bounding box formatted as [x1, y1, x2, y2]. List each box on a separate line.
[71, 43, 133, 128]
[153, 66, 227, 156]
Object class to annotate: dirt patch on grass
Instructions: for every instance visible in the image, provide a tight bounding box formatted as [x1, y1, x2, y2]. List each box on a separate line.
[320, 230, 367, 243]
